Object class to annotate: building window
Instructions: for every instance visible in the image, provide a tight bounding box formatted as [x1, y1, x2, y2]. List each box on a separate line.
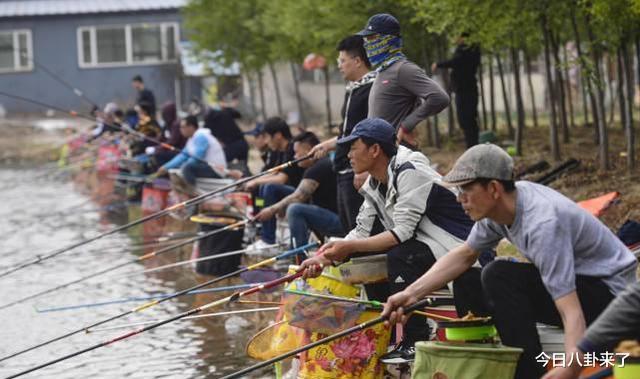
[77, 22, 179, 68]
[0, 30, 33, 73]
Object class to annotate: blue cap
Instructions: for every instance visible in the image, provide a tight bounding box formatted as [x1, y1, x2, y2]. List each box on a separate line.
[244, 122, 265, 136]
[337, 118, 396, 147]
[356, 14, 401, 37]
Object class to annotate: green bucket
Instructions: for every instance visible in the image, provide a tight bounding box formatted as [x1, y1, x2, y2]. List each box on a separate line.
[614, 357, 640, 379]
[412, 341, 522, 379]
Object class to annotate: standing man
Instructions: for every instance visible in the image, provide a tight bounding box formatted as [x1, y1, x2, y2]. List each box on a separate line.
[302, 118, 476, 363]
[132, 75, 156, 116]
[311, 35, 376, 230]
[357, 14, 449, 148]
[383, 144, 637, 379]
[204, 106, 249, 163]
[432, 33, 481, 148]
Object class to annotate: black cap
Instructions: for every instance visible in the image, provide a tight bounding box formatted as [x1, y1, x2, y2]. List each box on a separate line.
[356, 14, 400, 37]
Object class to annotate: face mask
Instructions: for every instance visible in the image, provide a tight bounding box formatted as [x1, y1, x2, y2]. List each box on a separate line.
[363, 34, 404, 69]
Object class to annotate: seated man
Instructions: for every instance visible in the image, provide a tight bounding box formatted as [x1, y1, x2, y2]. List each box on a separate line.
[302, 118, 476, 363]
[155, 115, 227, 190]
[382, 144, 638, 379]
[249, 131, 319, 249]
[254, 146, 343, 249]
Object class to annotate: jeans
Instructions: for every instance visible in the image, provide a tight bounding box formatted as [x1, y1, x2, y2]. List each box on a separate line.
[454, 260, 615, 379]
[287, 203, 344, 247]
[336, 171, 364, 232]
[259, 183, 295, 244]
[181, 160, 220, 185]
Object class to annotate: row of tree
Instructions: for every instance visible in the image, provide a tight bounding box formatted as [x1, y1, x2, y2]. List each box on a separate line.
[184, 0, 640, 171]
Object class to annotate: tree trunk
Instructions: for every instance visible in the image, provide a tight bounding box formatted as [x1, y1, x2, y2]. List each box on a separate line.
[616, 48, 627, 130]
[289, 62, 307, 128]
[621, 40, 636, 171]
[511, 47, 526, 156]
[323, 66, 332, 132]
[581, 78, 590, 127]
[585, 17, 609, 170]
[562, 42, 576, 128]
[542, 14, 560, 161]
[550, 31, 570, 143]
[635, 36, 640, 98]
[496, 53, 514, 137]
[257, 68, 268, 121]
[439, 37, 456, 138]
[268, 62, 283, 116]
[606, 55, 616, 126]
[571, 11, 600, 135]
[489, 55, 497, 131]
[479, 57, 488, 130]
[524, 50, 539, 128]
[247, 72, 258, 120]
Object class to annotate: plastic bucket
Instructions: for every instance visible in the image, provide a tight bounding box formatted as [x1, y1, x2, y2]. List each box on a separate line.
[141, 184, 169, 213]
[412, 341, 522, 379]
[96, 146, 120, 173]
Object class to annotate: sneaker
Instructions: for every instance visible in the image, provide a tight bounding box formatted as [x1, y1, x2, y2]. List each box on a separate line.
[380, 341, 416, 364]
[245, 239, 280, 256]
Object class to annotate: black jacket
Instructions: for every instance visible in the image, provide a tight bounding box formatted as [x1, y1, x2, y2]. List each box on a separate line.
[437, 44, 481, 92]
[204, 108, 245, 146]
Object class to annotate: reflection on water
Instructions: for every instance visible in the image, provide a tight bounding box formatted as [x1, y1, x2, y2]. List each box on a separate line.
[0, 169, 279, 378]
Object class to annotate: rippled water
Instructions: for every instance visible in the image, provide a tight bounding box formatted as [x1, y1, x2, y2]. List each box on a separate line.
[0, 168, 279, 378]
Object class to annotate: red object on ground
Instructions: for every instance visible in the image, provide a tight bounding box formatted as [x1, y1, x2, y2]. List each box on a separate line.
[96, 146, 120, 173]
[577, 192, 620, 217]
[303, 53, 327, 70]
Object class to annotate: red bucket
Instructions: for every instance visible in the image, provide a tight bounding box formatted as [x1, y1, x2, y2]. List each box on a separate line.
[96, 146, 120, 173]
[141, 179, 171, 213]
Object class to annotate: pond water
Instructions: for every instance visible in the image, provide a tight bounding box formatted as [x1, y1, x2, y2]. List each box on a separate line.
[0, 168, 281, 378]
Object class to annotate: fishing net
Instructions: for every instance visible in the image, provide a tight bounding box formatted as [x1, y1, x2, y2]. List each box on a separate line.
[246, 320, 305, 360]
[282, 290, 365, 335]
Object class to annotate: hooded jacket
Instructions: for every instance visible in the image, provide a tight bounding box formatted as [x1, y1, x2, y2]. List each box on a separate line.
[345, 146, 474, 260]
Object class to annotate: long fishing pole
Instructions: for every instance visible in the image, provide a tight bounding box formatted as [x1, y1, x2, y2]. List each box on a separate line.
[220, 297, 435, 379]
[4, 269, 307, 379]
[109, 244, 280, 279]
[36, 283, 258, 313]
[0, 243, 315, 363]
[22, 52, 99, 109]
[89, 307, 280, 333]
[0, 155, 311, 279]
[0, 220, 247, 311]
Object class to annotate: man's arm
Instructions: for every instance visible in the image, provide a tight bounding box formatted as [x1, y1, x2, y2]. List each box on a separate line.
[398, 63, 450, 132]
[255, 179, 319, 222]
[435, 47, 465, 69]
[244, 172, 289, 191]
[555, 292, 587, 358]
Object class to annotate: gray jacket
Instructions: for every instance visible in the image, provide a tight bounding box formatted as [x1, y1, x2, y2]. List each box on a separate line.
[345, 146, 474, 260]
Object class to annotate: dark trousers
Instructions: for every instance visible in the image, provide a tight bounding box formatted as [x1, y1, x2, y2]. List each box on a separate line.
[223, 138, 249, 162]
[336, 171, 364, 232]
[181, 160, 221, 185]
[455, 87, 479, 148]
[386, 239, 438, 345]
[454, 260, 615, 379]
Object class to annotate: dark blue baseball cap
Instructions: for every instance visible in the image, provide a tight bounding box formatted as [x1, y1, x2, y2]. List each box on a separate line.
[356, 14, 401, 37]
[244, 122, 265, 136]
[337, 118, 396, 147]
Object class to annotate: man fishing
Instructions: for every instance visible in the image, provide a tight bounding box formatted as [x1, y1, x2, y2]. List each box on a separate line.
[382, 143, 637, 378]
[301, 117, 477, 363]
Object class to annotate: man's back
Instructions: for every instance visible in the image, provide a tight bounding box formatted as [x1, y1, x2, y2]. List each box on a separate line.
[368, 60, 448, 133]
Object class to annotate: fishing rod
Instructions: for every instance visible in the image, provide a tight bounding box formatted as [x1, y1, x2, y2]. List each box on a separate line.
[0, 220, 248, 311]
[36, 283, 259, 313]
[4, 269, 307, 379]
[220, 297, 435, 379]
[109, 244, 280, 279]
[0, 243, 315, 363]
[0, 154, 312, 279]
[22, 52, 99, 109]
[89, 307, 280, 333]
